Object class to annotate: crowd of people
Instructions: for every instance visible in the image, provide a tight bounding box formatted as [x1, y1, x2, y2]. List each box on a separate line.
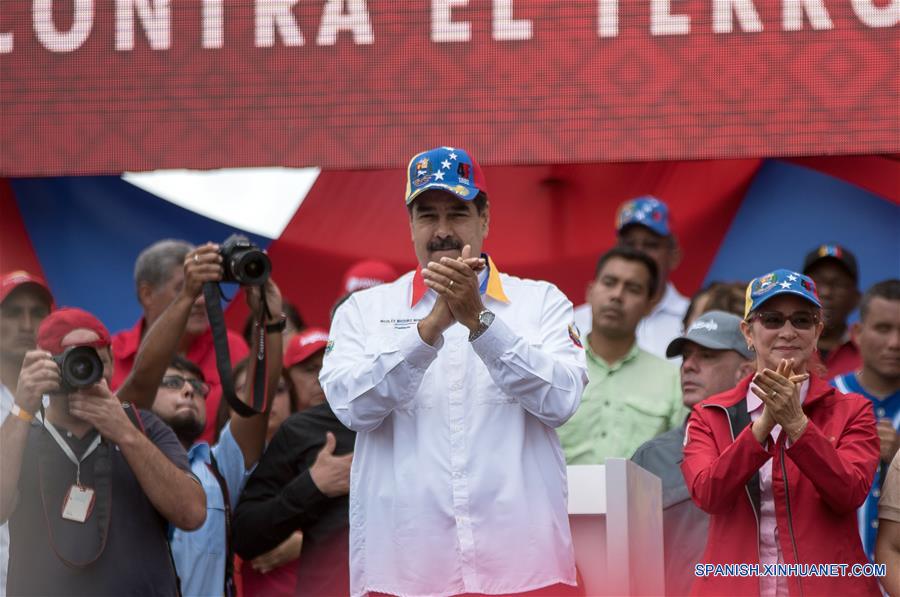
[0, 145, 897, 597]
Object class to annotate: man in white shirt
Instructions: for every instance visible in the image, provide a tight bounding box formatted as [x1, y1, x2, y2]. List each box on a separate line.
[320, 146, 588, 597]
[573, 196, 689, 358]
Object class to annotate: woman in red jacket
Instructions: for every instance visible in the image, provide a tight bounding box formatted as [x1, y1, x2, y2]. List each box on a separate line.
[682, 268, 880, 596]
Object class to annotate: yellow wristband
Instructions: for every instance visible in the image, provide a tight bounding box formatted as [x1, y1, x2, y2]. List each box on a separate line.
[11, 404, 34, 422]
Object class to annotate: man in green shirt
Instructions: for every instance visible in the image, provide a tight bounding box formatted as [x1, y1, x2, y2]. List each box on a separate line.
[559, 247, 683, 464]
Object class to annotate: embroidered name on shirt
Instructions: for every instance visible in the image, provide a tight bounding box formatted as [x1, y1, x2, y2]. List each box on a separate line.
[380, 318, 422, 330]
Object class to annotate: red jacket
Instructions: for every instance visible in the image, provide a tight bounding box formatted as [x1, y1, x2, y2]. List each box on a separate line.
[681, 374, 880, 596]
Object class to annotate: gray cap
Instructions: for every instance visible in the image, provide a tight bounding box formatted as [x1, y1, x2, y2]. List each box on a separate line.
[666, 310, 754, 360]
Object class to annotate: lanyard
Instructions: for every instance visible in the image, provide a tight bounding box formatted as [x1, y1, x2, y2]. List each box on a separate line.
[43, 419, 101, 487]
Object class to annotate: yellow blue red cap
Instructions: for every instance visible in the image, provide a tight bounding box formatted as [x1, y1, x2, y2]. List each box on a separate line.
[405, 147, 487, 205]
[744, 269, 821, 319]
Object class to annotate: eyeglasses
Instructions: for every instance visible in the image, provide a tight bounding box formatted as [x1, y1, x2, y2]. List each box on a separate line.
[160, 375, 210, 397]
[750, 311, 819, 330]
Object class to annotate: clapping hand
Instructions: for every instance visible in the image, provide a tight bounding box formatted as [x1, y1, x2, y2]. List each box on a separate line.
[751, 359, 810, 442]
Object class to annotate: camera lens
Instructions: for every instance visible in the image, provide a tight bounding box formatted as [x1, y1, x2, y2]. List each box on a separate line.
[59, 346, 103, 390]
[69, 356, 94, 381]
[234, 251, 270, 285]
[244, 259, 263, 278]
[219, 234, 270, 285]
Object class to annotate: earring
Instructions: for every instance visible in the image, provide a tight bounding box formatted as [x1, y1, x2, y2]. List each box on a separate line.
[747, 344, 755, 352]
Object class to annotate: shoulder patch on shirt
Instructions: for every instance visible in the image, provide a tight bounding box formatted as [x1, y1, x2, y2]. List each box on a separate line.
[324, 340, 335, 355]
[568, 323, 583, 348]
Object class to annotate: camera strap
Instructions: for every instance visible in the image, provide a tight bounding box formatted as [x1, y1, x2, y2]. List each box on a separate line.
[203, 282, 270, 418]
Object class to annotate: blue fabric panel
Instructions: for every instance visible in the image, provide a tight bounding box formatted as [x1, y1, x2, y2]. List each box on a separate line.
[704, 161, 900, 301]
[11, 176, 271, 334]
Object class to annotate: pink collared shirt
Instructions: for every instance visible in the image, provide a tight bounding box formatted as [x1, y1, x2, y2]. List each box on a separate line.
[746, 379, 809, 597]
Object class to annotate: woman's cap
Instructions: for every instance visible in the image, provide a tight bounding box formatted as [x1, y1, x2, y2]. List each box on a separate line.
[744, 269, 821, 319]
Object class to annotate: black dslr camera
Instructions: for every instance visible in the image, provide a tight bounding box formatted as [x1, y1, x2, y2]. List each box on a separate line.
[220, 234, 271, 286]
[52, 346, 104, 394]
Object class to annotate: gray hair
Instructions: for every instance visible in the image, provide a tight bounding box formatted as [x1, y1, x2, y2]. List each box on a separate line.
[134, 239, 195, 296]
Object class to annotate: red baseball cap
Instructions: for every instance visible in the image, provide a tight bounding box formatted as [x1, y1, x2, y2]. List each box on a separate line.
[0, 270, 54, 307]
[340, 260, 398, 295]
[37, 307, 111, 355]
[284, 327, 330, 368]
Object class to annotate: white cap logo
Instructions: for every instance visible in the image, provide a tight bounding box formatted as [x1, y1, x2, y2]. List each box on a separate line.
[689, 319, 718, 333]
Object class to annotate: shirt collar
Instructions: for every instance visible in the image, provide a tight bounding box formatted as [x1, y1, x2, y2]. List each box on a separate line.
[114, 318, 148, 360]
[746, 377, 811, 413]
[653, 282, 684, 317]
[188, 440, 211, 465]
[410, 253, 509, 308]
[584, 337, 640, 371]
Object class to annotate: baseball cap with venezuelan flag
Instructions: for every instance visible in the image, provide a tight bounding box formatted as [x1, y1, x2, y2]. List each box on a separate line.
[615, 195, 671, 237]
[405, 147, 488, 206]
[802, 244, 858, 282]
[744, 269, 821, 319]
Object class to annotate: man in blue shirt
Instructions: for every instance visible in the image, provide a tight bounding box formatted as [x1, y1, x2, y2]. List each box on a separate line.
[832, 279, 900, 561]
[133, 242, 284, 596]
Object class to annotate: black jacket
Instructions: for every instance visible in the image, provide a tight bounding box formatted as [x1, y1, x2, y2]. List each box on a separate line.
[233, 402, 355, 595]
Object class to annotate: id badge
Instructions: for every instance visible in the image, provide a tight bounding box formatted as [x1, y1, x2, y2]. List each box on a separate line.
[62, 485, 95, 523]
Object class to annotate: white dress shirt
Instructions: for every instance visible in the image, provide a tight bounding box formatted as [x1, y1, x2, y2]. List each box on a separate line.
[320, 263, 588, 597]
[0, 384, 13, 597]
[573, 281, 689, 359]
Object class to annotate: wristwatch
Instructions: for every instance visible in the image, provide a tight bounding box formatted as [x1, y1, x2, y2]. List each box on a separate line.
[468, 309, 495, 342]
[263, 314, 287, 333]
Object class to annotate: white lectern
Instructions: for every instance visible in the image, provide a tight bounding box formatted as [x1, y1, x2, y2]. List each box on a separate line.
[567, 459, 664, 596]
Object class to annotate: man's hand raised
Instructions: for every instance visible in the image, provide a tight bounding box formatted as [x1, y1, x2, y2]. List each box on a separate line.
[418, 245, 486, 344]
[421, 244, 486, 331]
[69, 380, 138, 445]
[182, 243, 224, 299]
[246, 278, 283, 323]
[14, 350, 59, 416]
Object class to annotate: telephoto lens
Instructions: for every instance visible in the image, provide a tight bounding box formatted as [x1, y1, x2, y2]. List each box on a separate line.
[52, 346, 104, 394]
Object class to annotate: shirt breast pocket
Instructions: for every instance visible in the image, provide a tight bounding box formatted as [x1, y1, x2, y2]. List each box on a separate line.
[474, 329, 543, 405]
[365, 332, 434, 410]
[203, 481, 226, 555]
[623, 394, 671, 438]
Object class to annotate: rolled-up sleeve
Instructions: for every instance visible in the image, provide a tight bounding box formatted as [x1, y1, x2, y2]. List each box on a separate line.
[471, 284, 587, 428]
[320, 294, 441, 432]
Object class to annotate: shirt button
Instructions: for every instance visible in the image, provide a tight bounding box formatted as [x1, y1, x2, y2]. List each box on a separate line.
[877, 408, 886, 418]
[872, 520, 879, 529]
[874, 489, 881, 498]
[604, 401, 610, 407]
[600, 431, 607, 438]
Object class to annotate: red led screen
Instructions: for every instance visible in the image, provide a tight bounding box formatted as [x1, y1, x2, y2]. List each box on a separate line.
[1, 0, 897, 176]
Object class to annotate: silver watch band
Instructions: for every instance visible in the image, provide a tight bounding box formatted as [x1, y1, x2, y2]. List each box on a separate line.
[468, 309, 495, 342]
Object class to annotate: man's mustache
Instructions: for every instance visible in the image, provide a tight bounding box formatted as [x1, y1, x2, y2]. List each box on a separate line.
[427, 238, 462, 252]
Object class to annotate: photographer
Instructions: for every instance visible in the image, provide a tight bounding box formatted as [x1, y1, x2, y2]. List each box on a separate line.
[0, 308, 206, 596]
[130, 242, 284, 596]
[111, 239, 250, 443]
